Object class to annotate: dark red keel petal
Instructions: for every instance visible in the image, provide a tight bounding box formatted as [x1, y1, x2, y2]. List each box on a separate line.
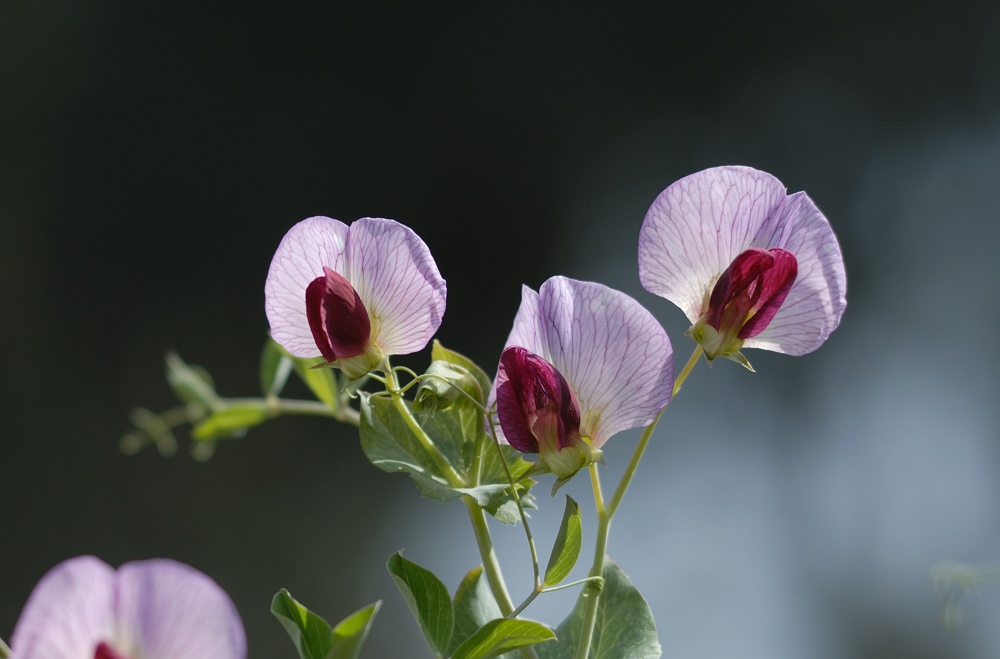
[496, 347, 581, 454]
[738, 248, 797, 338]
[305, 266, 372, 362]
[95, 642, 130, 659]
[704, 248, 798, 340]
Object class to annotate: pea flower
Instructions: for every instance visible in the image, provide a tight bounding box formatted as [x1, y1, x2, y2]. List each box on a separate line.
[8, 556, 245, 659]
[493, 277, 674, 484]
[638, 166, 846, 368]
[265, 216, 447, 379]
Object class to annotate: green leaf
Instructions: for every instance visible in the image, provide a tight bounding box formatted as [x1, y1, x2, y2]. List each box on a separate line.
[450, 566, 503, 654]
[451, 619, 556, 659]
[360, 395, 536, 521]
[271, 589, 380, 659]
[544, 496, 582, 586]
[430, 340, 493, 408]
[535, 558, 661, 659]
[192, 406, 269, 440]
[260, 339, 294, 398]
[292, 355, 340, 411]
[164, 351, 221, 410]
[386, 552, 454, 658]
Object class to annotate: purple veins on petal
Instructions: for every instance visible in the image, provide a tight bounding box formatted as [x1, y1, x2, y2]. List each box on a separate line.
[638, 165, 846, 357]
[305, 266, 372, 362]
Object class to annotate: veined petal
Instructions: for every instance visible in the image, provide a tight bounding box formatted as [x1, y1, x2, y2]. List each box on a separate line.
[115, 559, 246, 659]
[638, 166, 846, 355]
[10, 556, 117, 659]
[496, 277, 674, 448]
[742, 191, 847, 355]
[265, 217, 350, 358]
[639, 166, 788, 323]
[344, 218, 447, 356]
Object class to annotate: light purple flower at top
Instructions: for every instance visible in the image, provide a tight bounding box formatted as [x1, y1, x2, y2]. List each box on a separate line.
[9, 556, 246, 659]
[265, 217, 447, 379]
[492, 277, 674, 482]
[638, 166, 846, 368]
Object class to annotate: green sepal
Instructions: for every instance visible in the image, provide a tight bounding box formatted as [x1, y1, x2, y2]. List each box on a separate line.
[165, 352, 221, 411]
[543, 495, 582, 586]
[430, 340, 493, 408]
[271, 588, 380, 659]
[260, 338, 295, 398]
[451, 619, 556, 659]
[192, 406, 269, 440]
[386, 551, 454, 658]
[536, 558, 661, 659]
[359, 395, 535, 523]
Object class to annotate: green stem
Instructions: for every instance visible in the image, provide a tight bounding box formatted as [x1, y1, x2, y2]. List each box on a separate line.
[384, 363, 466, 487]
[464, 496, 516, 614]
[0, 636, 9, 658]
[575, 345, 703, 659]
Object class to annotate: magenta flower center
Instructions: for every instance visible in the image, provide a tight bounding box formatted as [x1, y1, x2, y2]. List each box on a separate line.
[305, 266, 372, 363]
[705, 248, 797, 339]
[94, 642, 130, 659]
[496, 347, 581, 455]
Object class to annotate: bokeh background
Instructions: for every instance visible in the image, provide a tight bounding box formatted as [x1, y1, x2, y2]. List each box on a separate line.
[4, 1, 1000, 657]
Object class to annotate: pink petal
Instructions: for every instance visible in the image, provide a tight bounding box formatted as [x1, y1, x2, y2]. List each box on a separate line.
[343, 218, 447, 356]
[115, 559, 246, 659]
[496, 277, 673, 448]
[742, 192, 847, 355]
[10, 556, 117, 659]
[638, 166, 846, 355]
[265, 216, 350, 358]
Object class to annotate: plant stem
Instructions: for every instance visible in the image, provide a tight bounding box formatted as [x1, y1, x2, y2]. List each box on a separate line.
[464, 496, 516, 614]
[384, 363, 466, 487]
[574, 345, 703, 658]
[0, 636, 9, 658]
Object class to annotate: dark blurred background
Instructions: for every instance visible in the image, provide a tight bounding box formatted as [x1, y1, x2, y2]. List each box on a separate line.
[4, 1, 1000, 657]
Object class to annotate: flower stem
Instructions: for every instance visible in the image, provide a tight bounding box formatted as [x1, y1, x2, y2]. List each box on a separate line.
[384, 362, 466, 487]
[0, 636, 9, 658]
[574, 345, 703, 659]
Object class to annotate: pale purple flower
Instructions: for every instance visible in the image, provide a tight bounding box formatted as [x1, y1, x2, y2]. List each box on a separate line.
[493, 277, 674, 481]
[638, 166, 846, 367]
[9, 556, 245, 659]
[265, 216, 447, 379]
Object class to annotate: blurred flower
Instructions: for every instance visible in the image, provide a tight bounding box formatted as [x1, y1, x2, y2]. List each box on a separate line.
[638, 166, 846, 368]
[265, 216, 447, 379]
[493, 277, 674, 483]
[9, 556, 245, 659]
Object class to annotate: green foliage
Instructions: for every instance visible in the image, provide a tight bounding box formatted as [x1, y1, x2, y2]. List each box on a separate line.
[360, 394, 535, 523]
[271, 589, 380, 659]
[259, 338, 295, 398]
[192, 406, 269, 440]
[543, 496, 582, 586]
[450, 567, 504, 654]
[429, 340, 493, 408]
[387, 552, 455, 658]
[165, 351, 221, 411]
[536, 558, 661, 659]
[450, 619, 556, 659]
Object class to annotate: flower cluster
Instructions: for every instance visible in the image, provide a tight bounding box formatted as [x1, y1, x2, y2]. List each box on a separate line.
[262, 166, 846, 481]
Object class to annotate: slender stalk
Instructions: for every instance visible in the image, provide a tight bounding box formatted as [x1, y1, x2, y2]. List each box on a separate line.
[575, 345, 703, 659]
[486, 416, 540, 585]
[464, 496, 516, 613]
[0, 636, 9, 658]
[384, 363, 466, 487]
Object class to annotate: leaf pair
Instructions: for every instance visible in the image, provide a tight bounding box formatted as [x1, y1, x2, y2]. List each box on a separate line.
[271, 590, 380, 659]
[388, 552, 555, 659]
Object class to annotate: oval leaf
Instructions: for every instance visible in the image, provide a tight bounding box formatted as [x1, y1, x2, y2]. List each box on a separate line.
[386, 551, 454, 657]
[536, 558, 661, 659]
[544, 495, 582, 586]
[451, 619, 556, 659]
[165, 351, 221, 410]
[431, 340, 493, 408]
[271, 589, 380, 659]
[292, 356, 340, 411]
[450, 566, 503, 654]
[192, 406, 269, 440]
